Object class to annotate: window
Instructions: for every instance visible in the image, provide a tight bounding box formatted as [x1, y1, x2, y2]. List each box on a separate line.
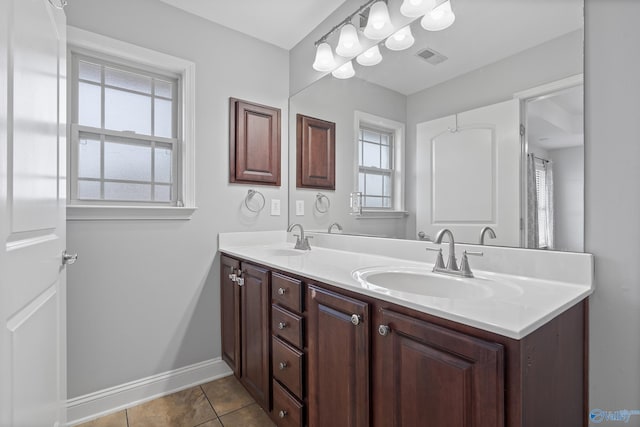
[67, 27, 195, 220]
[71, 54, 179, 204]
[354, 111, 405, 216]
[358, 126, 394, 208]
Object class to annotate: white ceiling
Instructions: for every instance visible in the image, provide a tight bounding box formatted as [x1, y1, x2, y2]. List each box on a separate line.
[156, 0, 347, 50]
[528, 85, 584, 151]
[354, 0, 584, 95]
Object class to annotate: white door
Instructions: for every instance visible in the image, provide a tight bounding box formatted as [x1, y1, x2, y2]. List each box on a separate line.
[416, 99, 521, 246]
[0, 1, 68, 426]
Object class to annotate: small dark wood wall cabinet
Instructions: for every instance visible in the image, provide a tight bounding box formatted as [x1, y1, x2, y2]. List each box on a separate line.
[229, 98, 281, 186]
[220, 256, 271, 409]
[220, 255, 587, 427]
[296, 114, 335, 189]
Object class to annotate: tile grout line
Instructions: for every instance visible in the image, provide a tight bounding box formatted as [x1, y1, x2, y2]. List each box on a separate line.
[125, 408, 130, 427]
[199, 384, 222, 426]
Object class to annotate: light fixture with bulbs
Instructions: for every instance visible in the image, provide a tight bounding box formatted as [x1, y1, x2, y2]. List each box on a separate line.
[336, 23, 362, 57]
[399, 0, 436, 18]
[312, 42, 336, 72]
[363, 1, 395, 40]
[385, 25, 415, 51]
[356, 45, 383, 66]
[312, 0, 456, 78]
[421, 0, 456, 31]
[332, 60, 356, 79]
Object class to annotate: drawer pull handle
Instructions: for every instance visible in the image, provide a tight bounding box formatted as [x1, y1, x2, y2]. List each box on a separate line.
[378, 325, 391, 336]
[279, 410, 288, 418]
[279, 361, 288, 370]
[351, 314, 362, 326]
[277, 287, 287, 295]
[278, 322, 288, 330]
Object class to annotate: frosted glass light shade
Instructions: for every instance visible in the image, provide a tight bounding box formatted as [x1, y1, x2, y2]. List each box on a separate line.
[312, 42, 337, 72]
[400, 0, 436, 18]
[385, 26, 415, 51]
[356, 45, 383, 66]
[421, 0, 456, 31]
[336, 24, 362, 57]
[363, 1, 394, 40]
[332, 60, 355, 79]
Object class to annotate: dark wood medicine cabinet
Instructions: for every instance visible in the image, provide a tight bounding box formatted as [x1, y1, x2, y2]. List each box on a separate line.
[296, 114, 336, 190]
[229, 98, 281, 186]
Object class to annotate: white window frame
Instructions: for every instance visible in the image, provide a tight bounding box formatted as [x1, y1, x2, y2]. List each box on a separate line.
[353, 111, 406, 218]
[66, 26, 196, 220]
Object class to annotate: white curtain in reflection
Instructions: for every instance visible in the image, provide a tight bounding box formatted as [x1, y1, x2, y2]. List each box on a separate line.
[528, 154, 555, 249]
[526, 154, 538, 248]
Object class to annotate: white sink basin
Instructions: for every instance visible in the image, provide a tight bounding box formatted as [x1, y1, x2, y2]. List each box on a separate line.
[352, 266, 494, 299]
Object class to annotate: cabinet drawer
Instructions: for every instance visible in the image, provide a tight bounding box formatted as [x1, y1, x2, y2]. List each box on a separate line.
[272, 273, 302, 312]
[272, 336, 304, 399]
[272, 379, 304, 427]
[272, 305, 303, 348]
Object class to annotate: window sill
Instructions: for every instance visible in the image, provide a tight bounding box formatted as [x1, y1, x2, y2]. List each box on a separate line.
[67, 205, 197, 221]
[354, 210, 409, 220]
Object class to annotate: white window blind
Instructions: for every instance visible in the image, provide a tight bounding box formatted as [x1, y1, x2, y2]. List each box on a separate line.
[70, 53, 181, 205]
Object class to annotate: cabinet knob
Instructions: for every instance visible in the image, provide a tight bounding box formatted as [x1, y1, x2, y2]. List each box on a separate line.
[351, 314, 362, 326]
[279, 361, 288, 370]
[378, 325, 391, 336]
[277, 287, 287, 295]
[278, 322, 288, 330]
[228, 267, 237, 282]
[279, 410, 288, 418]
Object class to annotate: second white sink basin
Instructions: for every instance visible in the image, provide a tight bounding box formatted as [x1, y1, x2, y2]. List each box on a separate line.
[353, 266, 493, 299]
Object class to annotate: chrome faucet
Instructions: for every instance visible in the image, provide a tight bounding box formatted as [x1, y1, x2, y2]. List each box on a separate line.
[479, 226, 496, 245]
[327, 222, 343, 233]
[287, 223, 311, 250]
[427, 228, 482, 278]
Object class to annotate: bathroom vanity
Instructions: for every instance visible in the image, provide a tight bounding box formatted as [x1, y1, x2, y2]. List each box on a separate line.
[219, 231, 593, 427]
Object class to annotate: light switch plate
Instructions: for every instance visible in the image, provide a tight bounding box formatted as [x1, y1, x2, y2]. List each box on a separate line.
[270, 199, 281, 216]
[296, 200, 305, 216]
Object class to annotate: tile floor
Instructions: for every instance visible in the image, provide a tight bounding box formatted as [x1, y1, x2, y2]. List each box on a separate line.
[77, 376, 276, 427]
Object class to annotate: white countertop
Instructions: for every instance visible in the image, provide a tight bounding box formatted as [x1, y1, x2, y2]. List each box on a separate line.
[218, 231, 594, 339]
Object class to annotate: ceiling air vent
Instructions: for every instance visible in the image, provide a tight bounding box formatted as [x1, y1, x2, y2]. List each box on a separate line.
[416, 48, 448, 65]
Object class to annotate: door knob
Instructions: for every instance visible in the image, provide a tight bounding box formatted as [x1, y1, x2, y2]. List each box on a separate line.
[351, 314, 362, 326]
[62, 250, 78, 266]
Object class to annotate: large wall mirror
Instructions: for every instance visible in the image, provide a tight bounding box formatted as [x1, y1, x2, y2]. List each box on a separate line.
[289, 0, 584, 252]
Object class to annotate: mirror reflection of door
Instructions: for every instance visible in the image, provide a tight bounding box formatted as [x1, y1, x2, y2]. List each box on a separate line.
[523, 83, 584, 251]
[416, 99, 521, 247]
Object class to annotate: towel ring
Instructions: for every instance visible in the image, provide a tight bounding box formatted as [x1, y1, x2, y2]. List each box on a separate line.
[244, 189, 265, 213]
[315, 193, 330, 213]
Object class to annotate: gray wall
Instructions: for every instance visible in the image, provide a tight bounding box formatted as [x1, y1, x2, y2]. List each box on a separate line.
[585, 0, 640, 416]
[289, 76, 407, 237]
[65, 0, 289, 397]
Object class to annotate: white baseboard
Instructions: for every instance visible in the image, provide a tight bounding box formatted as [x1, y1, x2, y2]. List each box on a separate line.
[66, 358, 233, 426]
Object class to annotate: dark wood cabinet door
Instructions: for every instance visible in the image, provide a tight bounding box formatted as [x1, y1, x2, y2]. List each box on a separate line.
[307, 285, 369, 427]
[240, 262, 271, 409]
[230, 98, 281, 186]
[220, 255, 241, 375]
[374, 309, 505, 427]
[296, 114, 335, 189]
